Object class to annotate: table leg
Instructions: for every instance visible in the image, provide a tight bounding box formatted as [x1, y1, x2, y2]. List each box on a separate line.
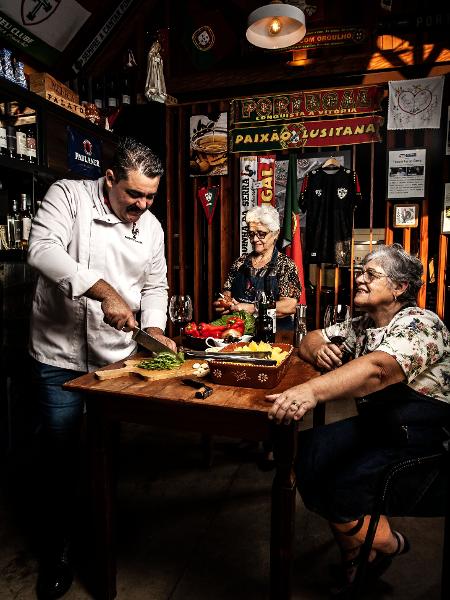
[270, 422, 298, 600]
[87, 400, 117, 600]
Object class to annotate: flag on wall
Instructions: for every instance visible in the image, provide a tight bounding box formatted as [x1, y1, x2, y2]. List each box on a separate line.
[282, 153, 306, 304]
[198, 186, 220, 224]
[388, 76, 444, 130]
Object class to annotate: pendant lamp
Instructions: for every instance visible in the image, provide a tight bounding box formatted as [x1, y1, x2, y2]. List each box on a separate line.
[246, 0, 306, 50]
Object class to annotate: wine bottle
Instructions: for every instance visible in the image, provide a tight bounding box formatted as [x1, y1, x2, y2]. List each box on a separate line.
[6, 198, 21, 249]
[0, 116, 7, 156]
[255, 292, 275, 343]
[25, 123, 37, 163]
[15, 123, 27, 160]
[19, 193, 32, 249]
[106, 76, 119, 110]
[120, 74, 131, 105]
[93, 78, 104, 110]
[264, 279, 277, 334]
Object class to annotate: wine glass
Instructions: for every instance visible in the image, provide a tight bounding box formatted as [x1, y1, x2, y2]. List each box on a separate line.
[169, 295, 193, 337]
[323, 304, 352, 360]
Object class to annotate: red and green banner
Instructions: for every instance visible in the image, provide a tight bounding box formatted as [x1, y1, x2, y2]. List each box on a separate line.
[230, 115, 384, 153]
[256, 155, 276, 207]
[290, 27, 368, 50]
[231, 85, 383, 124]
[198, 186, 220, 224]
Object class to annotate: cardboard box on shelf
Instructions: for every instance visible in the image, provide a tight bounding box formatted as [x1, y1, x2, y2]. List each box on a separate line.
[29, 72, 79, 105]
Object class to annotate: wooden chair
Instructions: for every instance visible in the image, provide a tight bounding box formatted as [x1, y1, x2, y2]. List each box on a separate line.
[350, 434, 450, 599]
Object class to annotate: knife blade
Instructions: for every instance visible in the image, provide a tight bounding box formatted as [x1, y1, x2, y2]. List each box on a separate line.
[207, 356, 277, 366]
[182, 350, 271, 359]
[131, 327, 178, 356]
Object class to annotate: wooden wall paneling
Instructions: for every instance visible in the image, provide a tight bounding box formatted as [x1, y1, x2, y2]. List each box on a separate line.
[369, 143, 375, 250]
[165, 106, 175, 336]
[219, 100, 233, 291]
[177, 106, 187, 296]
[207, 173, 215, 322]
[417, 130, 429, 308]
[191, 103, 203, 324]
[436, 234, 448, 319]
[403, 228, 411, 253]
[334, 268, 339, 305]
[315, 265, 322, 328]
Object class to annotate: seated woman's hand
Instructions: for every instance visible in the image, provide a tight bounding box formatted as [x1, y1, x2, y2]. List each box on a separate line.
[213, 294, 233, 314]
[315, 343, 343, 371]
[230, 300, 256, 314]
[267, 383, 317, 424]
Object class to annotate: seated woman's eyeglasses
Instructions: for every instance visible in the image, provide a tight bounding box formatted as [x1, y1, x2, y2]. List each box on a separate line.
[248, 230, 269, 240]
[354, 267, 388, 283]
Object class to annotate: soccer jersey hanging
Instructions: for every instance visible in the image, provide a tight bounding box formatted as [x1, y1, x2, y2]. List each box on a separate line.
[299, 166, 361, 265]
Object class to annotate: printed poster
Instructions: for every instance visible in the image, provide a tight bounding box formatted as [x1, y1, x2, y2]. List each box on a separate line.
[189, 112, 228, 177]
[387, 149, 426, 199]
[443, 184, 450, 234]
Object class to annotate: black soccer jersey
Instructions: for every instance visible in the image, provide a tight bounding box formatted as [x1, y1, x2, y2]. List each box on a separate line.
[299, 166, 361, 265]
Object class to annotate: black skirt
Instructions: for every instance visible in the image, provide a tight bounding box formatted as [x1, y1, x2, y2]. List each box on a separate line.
[295, 383, 450, 523]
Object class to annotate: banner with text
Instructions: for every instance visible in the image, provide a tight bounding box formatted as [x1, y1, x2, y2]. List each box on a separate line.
[239, 155, 276, 254]
[230, 115, 384, 153]
[231, 85, 383, 124]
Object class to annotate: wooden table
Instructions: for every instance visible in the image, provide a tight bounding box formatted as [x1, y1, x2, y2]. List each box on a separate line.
[65, 351, 318, 600]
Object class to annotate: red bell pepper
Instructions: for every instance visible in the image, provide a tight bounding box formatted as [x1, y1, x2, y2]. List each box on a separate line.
[184, 322, 200, 337]
[197, 322, 228, 338]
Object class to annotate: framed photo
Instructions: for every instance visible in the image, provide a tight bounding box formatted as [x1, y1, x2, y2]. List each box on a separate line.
[387, 148, 426, 199]
[393, 204, 419, 228]
[443, 183, 450, 234]
[446, 107, 450, 156]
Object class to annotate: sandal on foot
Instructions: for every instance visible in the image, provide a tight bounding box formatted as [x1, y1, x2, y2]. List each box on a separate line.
[366, 530, 410, 579]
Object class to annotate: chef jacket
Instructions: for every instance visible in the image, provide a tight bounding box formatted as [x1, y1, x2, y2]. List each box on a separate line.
[28, 176, 168, 372]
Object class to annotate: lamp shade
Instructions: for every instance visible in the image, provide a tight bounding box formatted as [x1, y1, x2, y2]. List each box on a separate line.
[246, 1, 306, 50]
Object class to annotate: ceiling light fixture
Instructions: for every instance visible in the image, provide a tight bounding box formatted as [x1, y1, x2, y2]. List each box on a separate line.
[246, 0, 306, 50]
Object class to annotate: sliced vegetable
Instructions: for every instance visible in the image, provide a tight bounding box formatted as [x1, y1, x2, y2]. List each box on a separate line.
[138, 351, 185, 370]
[211, 311, 255, 334]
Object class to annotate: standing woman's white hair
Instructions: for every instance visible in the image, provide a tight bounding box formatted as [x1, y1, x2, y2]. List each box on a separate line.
[246, 205, 280, 234]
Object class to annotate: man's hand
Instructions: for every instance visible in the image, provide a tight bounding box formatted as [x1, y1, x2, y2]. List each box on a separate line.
[86, 279, 137, 331]
[315, 343, 343, 371]
[145, 327, 177, 353]
[101, 293, 137, 331]
[267, 383, 318, 425]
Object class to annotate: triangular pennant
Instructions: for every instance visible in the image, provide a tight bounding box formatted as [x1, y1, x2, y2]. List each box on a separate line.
[198, 186, 220, 224]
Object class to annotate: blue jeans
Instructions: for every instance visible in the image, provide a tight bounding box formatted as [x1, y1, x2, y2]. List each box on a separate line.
[31, 358, 87, 548]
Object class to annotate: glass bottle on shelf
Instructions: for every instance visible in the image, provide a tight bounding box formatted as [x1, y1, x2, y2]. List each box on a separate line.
[6, 122, 16, 158]
[120, 74, 131, 106]
[15, 123, 27, 160]
[106, 76, 119, 111]
[7, 198, 22, 249]
[0, 116, 7, 156]
[19, 193, 32, 250]
[25, 122, 37, 163]
[93, 78, 104, 111]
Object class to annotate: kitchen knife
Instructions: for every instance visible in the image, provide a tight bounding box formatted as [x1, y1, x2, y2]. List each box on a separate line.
[182, 349, 271, 359]
[131, 327, 178, 356]
[207, 355, 277, 366]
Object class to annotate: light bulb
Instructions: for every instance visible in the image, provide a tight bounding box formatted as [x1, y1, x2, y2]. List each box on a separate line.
[268, 17, 282, 36]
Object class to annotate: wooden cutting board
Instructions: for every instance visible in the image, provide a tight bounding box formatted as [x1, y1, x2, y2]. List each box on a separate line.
[95, 358, 205, 381]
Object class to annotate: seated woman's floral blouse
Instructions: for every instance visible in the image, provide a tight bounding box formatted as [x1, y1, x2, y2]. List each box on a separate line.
[323, 306, 450, 403]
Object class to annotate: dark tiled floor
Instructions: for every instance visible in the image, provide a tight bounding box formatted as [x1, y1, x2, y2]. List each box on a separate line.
[0, 398, 444, 599]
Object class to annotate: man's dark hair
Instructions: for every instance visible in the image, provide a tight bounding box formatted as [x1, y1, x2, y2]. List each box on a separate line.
[111, 137, 164, 181]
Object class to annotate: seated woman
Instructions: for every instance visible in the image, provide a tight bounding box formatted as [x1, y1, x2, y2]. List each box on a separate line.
[267, 243, 450, 592]
[213, 204, 301, 327]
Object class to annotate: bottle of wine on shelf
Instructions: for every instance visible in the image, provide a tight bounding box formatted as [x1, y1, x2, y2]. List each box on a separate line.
[120, 74, 131, 106]
[0, 116, 7, 156]
[6, 198, 21, 249]
[6, 122, 16, 158]
[93, 78, 104, 111]
[106, 76, 119, 111]
[26, 123, 37, 163]
[19, 193, 32, 250]
[15, 123, 27, 161]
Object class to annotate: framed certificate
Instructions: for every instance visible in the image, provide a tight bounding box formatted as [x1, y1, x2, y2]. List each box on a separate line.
[393, 204, 419, 228]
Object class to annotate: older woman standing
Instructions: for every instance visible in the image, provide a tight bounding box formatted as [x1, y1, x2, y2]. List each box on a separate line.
[268, 244, 450, 591]
[213, 204, 301, 321]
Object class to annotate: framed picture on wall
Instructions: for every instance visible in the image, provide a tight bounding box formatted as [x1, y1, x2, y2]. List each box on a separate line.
[387, 148, 426, 199]
[443, 183, 450, 234]
[393, 204, 419, 228]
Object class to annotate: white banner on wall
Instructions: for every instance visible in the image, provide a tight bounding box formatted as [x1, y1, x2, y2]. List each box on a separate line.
[443, 183, 450, 234]
[387, 149, 426, 199]
[239, 156, 258, 255]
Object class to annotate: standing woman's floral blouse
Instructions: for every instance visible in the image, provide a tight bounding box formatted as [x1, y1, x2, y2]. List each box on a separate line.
[323, 306, 450, 403]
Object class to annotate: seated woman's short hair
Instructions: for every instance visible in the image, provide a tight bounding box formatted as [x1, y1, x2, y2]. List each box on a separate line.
[362, 243, 423, 303]
[246, 204, 280, 233]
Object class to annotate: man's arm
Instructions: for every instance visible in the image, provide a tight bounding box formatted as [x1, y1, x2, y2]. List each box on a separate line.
[86, 279, 137, 331]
